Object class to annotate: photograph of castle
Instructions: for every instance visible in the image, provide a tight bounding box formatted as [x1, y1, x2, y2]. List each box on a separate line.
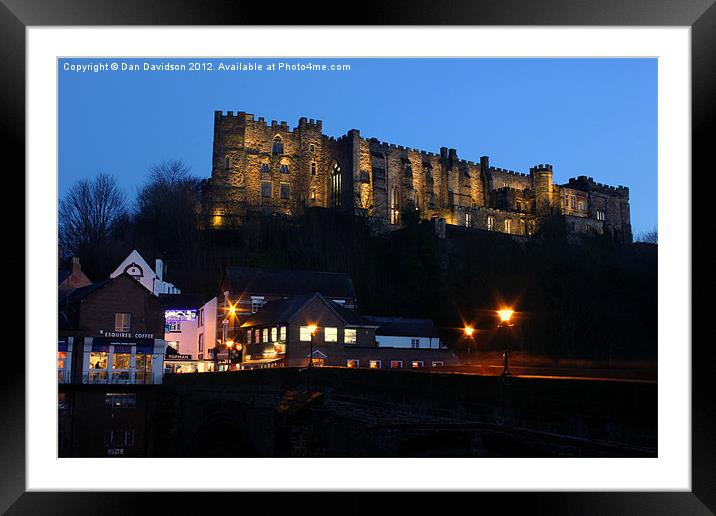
[204, 110, 632, 241]
[57, 57, 657, 459]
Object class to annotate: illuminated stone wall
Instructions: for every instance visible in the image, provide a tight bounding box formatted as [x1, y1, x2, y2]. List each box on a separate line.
[201, 111, 631, 241]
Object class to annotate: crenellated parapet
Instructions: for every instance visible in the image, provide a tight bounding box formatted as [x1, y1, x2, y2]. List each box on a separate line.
[565, 176, 630, 198]
[202, 109, 631, 241]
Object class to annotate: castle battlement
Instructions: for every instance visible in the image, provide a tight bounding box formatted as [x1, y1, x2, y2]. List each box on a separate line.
[205, 109, 631, 242]
[530, 164, 553, 173]
[566, 176, 629, 196]
[490, 166, 529, 178]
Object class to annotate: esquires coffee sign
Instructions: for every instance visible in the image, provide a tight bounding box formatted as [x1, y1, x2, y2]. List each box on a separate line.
[99, 330, 155, 339]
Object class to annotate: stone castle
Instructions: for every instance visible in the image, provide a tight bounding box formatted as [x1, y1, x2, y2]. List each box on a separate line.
[201, 111, 632, 241]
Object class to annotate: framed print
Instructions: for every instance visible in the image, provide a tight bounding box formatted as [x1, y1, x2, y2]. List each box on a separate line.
[4, 0, 712, 513]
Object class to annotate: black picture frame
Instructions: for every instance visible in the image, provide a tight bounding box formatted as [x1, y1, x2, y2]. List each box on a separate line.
[3, 1, 709, 513]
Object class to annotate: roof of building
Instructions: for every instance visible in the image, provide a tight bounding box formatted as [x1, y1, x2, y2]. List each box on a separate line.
[223, 266, 355, 300]
[58, 268, 71, 285]
[364, 316, 441, 338]
[58, 279, 112, 305]
[241, 292, 374, 328]
[158, 293, 205, 309]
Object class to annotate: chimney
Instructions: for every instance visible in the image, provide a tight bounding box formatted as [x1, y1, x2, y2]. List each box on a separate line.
[155, 259, 164, 281]
[71, 257, 81, 274]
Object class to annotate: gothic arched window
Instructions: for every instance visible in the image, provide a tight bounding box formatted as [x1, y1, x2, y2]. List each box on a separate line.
[330, 162, 342, 208]
[390, 187, 400, 225]
[224, 155, 231, 169]
[272, 136, 284, 155]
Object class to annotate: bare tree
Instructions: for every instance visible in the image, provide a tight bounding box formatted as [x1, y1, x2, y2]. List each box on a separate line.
[59, 173, 127, 259]
[134, 159, 203, 290]
[636, 227, 658, 244]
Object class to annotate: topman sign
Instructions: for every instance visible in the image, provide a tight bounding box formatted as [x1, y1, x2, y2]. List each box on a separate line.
[99, 330, 155, 339]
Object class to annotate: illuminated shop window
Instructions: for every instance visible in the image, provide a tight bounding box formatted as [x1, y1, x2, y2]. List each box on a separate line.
[135, 354, 152, 384]
[344, 329, 357, 344]
[57, 351, 67, 369]
[369, 360, 381, 369]
[113, 353, 131, 370]
[90, 352, 108, 370]
[325, 327, 338, 342]
[346, 359, 359, 368]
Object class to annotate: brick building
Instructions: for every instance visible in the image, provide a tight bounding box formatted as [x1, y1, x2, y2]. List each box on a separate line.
[201, 110, 632, 241]
[207, 266, 356, 369]
[240, 292, 458, 370]
[58, 273, 167, 385]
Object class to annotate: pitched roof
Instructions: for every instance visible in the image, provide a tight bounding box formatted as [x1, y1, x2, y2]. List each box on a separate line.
[364, 316, 441, 338]
[58, 279, 112, 305]
[58, 268, 71, 285]
[224, 266, 355, 299]
[241, 292, 374, 328]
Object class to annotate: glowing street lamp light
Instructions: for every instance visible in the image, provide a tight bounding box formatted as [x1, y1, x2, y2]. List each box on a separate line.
[306, 324, 318, 392]
[497, 309, 514, 326]
[463, 326, 475, 365]
[496, 308, 515, 376]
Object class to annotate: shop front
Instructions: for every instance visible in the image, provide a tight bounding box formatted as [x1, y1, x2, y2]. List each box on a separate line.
[82, 337, 164, 384]
[164, 352, 203, 374]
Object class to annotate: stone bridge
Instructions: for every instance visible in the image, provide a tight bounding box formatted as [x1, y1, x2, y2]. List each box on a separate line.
[152, 367, 656, 458]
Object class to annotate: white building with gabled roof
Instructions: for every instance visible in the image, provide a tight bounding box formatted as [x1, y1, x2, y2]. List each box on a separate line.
[110, 249, 181, 296]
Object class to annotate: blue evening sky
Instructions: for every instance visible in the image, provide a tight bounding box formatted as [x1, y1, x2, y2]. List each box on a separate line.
[58, 58, 657, 235]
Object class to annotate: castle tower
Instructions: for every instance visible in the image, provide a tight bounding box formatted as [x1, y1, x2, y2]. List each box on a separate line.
[530, 164, 554, 216]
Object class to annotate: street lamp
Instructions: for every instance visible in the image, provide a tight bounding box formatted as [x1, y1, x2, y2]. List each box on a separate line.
[497, 308, 514, 376]
[463, 326, 475, 365]
[306, 324, 317, 392]
[226, 339, 234, 370]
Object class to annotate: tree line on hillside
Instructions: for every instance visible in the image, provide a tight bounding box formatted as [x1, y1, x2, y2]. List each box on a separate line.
[59, 163, 657, 360]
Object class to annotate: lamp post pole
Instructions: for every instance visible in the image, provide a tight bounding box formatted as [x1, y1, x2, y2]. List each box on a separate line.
[463, 326, 475, 367]
[502, 325, 511, 377]
[306, 325, 317, 392]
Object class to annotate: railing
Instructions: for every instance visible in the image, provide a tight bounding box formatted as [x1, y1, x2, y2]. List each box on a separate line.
[82, 371, 155, 385]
